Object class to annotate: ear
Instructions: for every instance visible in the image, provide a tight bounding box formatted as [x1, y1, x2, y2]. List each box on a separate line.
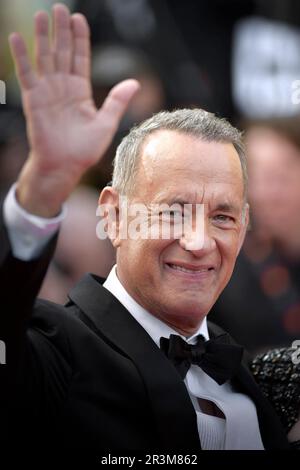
[237, 203, 250, 255]
[98, 187, 121, 248]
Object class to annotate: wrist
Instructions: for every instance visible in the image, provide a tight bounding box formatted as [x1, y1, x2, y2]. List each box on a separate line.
[16, 159, 80, 217]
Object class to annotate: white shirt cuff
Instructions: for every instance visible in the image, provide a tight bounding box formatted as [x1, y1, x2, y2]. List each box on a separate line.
[3, 183, 66, 261]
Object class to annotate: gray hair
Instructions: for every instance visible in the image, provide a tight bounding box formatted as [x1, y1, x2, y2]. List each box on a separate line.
[112, 108, 247, 200]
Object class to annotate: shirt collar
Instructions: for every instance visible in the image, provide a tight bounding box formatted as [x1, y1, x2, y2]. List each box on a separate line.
[103, 265, 209, 347]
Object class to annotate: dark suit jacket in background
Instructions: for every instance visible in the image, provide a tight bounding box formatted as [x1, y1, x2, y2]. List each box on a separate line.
[0, 209, 290, 455]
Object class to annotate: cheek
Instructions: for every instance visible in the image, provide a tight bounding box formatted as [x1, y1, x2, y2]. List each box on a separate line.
[127, 240, 169, 270]
[217, 232, 241, 266]
[141, 241, 177, 283]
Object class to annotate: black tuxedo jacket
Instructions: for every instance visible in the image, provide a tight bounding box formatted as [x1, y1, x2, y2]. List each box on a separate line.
[0, 210, 290, 452]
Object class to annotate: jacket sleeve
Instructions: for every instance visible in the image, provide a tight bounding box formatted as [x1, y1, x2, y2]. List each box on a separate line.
[0, 200, 58, 331]
[0, 200, 59, 442]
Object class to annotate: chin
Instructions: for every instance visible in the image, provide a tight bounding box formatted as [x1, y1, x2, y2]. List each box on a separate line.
[165, 301, 208, 321]
[177, 294, 212, 312]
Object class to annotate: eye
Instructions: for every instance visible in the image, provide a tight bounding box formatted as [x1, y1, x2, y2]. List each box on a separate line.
[213, 214, 235, 225]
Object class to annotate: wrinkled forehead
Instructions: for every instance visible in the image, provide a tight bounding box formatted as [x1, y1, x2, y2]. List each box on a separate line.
[134, 130, 244, 202]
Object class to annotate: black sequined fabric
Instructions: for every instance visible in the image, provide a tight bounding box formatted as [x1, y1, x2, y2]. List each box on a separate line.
[251, 347, 300, 433]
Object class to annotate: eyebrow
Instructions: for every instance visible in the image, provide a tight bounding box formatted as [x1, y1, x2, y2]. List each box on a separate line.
[214, 203, 240, 214]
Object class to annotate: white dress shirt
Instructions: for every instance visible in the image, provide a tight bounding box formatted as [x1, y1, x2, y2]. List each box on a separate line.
[3, 183, 66, 261]
[3, 184, 264, 450]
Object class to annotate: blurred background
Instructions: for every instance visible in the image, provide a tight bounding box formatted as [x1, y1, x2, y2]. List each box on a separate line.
[1, 0, 300, 356]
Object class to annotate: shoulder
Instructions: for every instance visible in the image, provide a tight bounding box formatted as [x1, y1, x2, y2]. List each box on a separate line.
[27, 298, 89, 358]
[30, 297, 80, 330]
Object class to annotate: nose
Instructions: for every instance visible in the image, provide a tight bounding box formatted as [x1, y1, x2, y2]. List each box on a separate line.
[179, 218, 216, 256]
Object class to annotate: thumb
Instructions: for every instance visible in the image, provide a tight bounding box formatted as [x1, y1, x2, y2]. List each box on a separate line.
[97, 79, 140, 129]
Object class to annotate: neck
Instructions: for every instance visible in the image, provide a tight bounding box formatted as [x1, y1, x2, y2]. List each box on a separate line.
[151, 313, 205, 337]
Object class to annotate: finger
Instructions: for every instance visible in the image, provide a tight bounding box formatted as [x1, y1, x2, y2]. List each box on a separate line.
[9, 33, 37, 90]
[53, 3, 72, 73]
[97, 79, 140, 132]
[34, 11, 54, 75]
[71, 13, 90, 78]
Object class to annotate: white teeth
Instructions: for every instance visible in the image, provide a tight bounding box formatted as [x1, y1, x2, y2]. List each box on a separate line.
[168, 264, 209, 274]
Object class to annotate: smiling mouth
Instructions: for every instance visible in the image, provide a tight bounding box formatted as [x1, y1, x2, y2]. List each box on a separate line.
[166, 263, 214, 274]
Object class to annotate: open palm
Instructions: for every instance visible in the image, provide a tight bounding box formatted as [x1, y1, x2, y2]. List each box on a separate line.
[9, 4, 139, 215]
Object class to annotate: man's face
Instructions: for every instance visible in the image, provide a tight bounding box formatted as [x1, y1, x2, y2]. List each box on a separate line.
[115, 130, 247, 333]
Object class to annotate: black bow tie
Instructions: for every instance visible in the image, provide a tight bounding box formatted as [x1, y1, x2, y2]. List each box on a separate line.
[160, 333, 243, 384]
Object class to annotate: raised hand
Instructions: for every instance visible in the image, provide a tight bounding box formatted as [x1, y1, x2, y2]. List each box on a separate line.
[9, 3, 139, 216]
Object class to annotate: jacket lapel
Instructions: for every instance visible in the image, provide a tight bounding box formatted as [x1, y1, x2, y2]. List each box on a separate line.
[68, 273, 200, 450]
